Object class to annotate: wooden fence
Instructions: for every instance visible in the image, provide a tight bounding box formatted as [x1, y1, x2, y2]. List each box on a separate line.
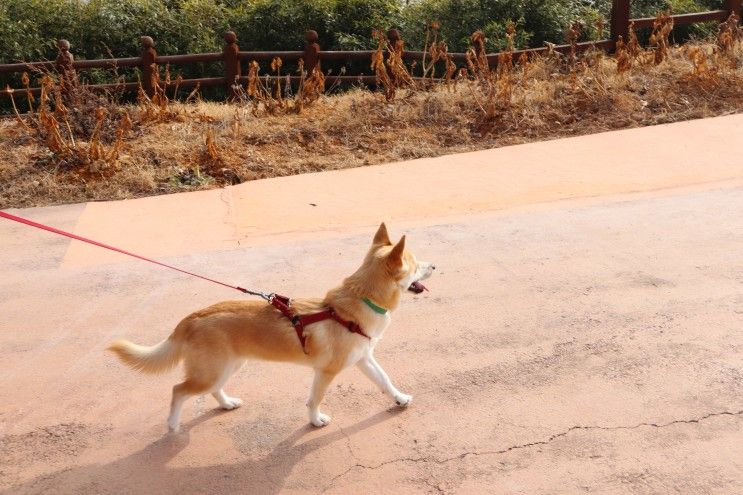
[1, 0, 741, 101]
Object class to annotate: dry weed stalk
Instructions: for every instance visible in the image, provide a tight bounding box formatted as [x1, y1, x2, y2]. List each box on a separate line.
[270, 57, 284, 108]
[627, 22, 641, 59]
[107, 112, 132, 162]
[194, 127, 240, 184]
[246, 60, 270, 116]
[717, 12, 742, 60]
[372, 30, 396, 101]
[518, 52, 531, 85]
[422, 23, 445, 79]
[232, 107, 241, 138]
[37, 76, 71, 156]
[464, 30, 501, 120]
[247, 60, 260, 98]
[685, 45, 715, 81]
[496, 22, 516, 105]
[467, 31, 490, 75]
[53, 91, 75, 148]
[650, 11, 674, 65]
[616, 22, 642, 73]
[387, 33, 414, 88]
[185, 83, 201, 104]
[300, 61, 326, 107]
[455, 67, 468, 90]
[566, 22, 582, 90]
[22, 72, 35, 112]
[173, 74, 183, 100]
[616, 36, 632, 73]
[137, 79, 179, 122]
[442, 44, 457, 90]
[566, 22, 581, 70]
[88, 107, 107, 163]
[205, 128, 220, 162]
[5, 86, 33, 132]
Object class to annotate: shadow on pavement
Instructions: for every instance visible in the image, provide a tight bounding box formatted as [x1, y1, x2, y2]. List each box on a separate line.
[10, 407, 404, 494]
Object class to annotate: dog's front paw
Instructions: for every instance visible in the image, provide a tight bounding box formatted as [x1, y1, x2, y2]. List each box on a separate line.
[394, 393, 413, 407]
[220, 397, 243, 410]
[167, 420, 180, 433]
[310, 412, 332, 427]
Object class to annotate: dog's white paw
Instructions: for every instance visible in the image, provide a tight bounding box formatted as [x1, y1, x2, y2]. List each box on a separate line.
[220, 397, 243, 410]
[167, 420, 180, 433]
[394, 393, 413, 407]
[310, 412, 331, 427]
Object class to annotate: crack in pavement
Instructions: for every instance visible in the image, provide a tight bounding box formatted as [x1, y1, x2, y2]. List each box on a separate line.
[321, 409, 743, 493]
[421, 478, 446, 494]
[337, 424, 359, 463]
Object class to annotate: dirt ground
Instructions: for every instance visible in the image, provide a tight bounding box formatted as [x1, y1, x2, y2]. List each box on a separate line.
[1, 116, 742, 494]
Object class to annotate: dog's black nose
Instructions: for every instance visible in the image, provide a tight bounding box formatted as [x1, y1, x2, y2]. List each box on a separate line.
[432, 265, 436, 270]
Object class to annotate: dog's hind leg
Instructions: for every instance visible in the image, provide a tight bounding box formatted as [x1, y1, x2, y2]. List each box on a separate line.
[168, 353, 233, 432]
[168, 379, 211, 432]
[210, 359, 245, 410]
[307, 369, 337, 427]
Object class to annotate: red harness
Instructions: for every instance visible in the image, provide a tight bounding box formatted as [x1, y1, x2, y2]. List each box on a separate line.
[269, 294, 371, 353]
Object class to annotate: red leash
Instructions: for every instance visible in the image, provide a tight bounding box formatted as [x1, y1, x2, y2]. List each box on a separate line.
[0, 210, 264, 297]
[1, 210, 370, 351]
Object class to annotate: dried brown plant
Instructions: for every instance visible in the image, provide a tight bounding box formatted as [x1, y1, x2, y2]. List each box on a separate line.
[717, 12, 742, 59]
[616, 36, 632, 73]
[650, 11, 674, 65]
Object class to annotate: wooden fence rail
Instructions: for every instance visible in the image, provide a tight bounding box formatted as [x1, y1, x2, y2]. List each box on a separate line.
[1, 0, 740, 101]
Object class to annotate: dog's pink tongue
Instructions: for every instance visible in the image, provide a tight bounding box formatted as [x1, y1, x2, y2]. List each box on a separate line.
[408, 281, 428, 293]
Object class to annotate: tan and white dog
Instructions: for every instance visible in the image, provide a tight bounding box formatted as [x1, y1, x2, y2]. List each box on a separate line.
[108, 223, 435, 432]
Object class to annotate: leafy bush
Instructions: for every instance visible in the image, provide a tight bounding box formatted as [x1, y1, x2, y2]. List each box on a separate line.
[5, 0, 727, 65]
[330, 0, 403, 50]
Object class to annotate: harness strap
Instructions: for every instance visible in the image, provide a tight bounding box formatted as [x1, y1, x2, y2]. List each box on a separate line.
[269, 294, 370, 353]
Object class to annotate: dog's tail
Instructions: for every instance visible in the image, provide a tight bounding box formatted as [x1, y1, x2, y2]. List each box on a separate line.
[107, 337, 183, 374]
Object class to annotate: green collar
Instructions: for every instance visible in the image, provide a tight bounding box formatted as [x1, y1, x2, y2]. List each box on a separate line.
[362, 297, 388, 315]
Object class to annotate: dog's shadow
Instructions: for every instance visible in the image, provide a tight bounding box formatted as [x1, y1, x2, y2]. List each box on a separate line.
[12, 407, 403, 494]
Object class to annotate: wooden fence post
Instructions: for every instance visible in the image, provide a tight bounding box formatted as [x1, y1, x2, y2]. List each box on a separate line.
[303, 30, 320, 75]
[55, 39, 78, 99]
[724, 0, 742, 19]
[223, 31, 240, 100]
[140, 36, 158, 97]
[610, 0, 630, 45]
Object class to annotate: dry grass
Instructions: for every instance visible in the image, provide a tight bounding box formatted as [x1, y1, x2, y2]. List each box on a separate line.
[2, 18, 743, 209]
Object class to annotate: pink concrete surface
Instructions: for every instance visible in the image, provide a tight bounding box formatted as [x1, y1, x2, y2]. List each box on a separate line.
[62, 114, 743, 267]
[1, 115, 742, 494]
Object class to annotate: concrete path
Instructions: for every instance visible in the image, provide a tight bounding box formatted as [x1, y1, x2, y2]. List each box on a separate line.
[1, 115, 742, 494]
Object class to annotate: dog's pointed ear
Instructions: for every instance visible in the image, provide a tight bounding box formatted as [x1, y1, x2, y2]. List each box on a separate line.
[372, 222, 392, 246]
[387, 235, 406, 267]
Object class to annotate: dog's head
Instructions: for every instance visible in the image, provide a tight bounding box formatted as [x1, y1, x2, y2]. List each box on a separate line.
[367, 223, 435, 294]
